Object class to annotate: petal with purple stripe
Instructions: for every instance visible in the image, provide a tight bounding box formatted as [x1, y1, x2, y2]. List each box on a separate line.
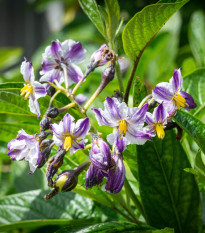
[20, 59, 35, 84]
[41, 60, 56, 73]
[92, 107, 115, 127]
[33, 81, 47, 99]
[127, 103, 148, 125]
[73, 118, 90, 139]
[67, 63, 83, 84]
[64, 42, 86, 64]
[62, 113, 75, 134]
[170, 68, 183, 93]
[104, 97, 122, 121]
[50, 40, 62, 60]
[146, 112, 155, 126]
[153, 103, 168, 123]
[152, 82, 174, 103]
[180, 90, 197, 110]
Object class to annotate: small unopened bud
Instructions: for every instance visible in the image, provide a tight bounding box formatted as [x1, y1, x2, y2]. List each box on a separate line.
[102, 64, 115, 83]
[40, 138, 54, 148]
[44, 161, 90, 200]
[47, 107, 59, 118]
[47, 86, 55, 97]
[38, 147, 52, 168]
[36, 130, 53, 141]
[40, 115, 52, 131]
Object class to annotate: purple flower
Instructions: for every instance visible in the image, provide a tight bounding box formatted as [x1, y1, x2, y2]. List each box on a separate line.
[152, 68, 197, 116]
[145, 103, 168, 139]
[40, 39, 86, 88]
[89, 137, 112, 170]
[90, 44, 110, 67]
[20, 59, 47, 117]
[51, 113, 90, 155]
[105, 150, 125, 193]
[92, 97, 152, 149]
[7, 129, 41, 174]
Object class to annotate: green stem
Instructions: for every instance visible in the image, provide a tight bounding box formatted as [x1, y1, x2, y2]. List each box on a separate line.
[124, 178, 146, 220]
[124, 56, 141, 104]
[115, 60, 124, 93]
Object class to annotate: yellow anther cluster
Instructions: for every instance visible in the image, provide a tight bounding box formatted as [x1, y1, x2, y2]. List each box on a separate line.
[20, 84, 33, 100]
[64, 136, 72, 151]
[173, 92, 186, 110]
[119, 120, 128, 136]
[155, 123, 165, 139]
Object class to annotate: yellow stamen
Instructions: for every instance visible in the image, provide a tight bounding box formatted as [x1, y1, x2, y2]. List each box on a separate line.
[155, 124, 165, 139]
[55, 174, 67, 192]
[173, 92, 186, 110]
[119, 120, 127, 136]
[64, 136, 72, 151]
[20, 84, 33, 100]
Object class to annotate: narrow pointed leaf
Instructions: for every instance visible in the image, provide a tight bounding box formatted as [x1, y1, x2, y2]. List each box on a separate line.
[137, 130, 199, 233]
[122, 0, 188, 60]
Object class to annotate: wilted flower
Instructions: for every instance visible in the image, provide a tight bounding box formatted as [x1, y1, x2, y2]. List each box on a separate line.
[51, 113, 90, 154]
[7, 129, 41, 174]
[152, 68, 197, 116]
[20, 59, 47, 117]
[40, 39, 86, 88]
[145, 103, 168, 139]
[92, 97, 152, 149]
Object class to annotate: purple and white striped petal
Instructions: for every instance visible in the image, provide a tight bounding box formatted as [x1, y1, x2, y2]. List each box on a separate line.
[50, 40, 62, 60]
[62, 113, 75, 135]
[170, 68, 183, 93]
[33, 81, 47, 99]
[40, 70, 63, 89]
[85, 164, 105, 189]
[104, 97, 124, 122]
[67, 63, 83, 84]
[126, 127, 152, 145]
[70, 139, 86, 155]
[73, 118, 90, 139]
[180, 90, 197, 110]
[92, 107, 116, 127]
[90, 44, 108, 66]
[107, 130, 128, 152]
[64, 41, 86, 64]
[41, 60, 57, 74]
[146, 112, 155, 126]
[127, 103, 148, 126]
[152, 82, 174, 103]
[153, 103, 168, 123]
[20, 59, 35, 84]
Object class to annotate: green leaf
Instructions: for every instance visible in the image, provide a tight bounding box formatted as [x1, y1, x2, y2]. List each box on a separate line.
[0, 190, 98, 224]
[56, 221, 155, 233]
[78, 0, 105, 38]
[0, 47, 23, 71]
[182, 69, 205, 116]
[104, 0, 120, 42]
[137, 130, 199, 233]
[189, 11, 205, 67]
[133, 77, 147, 107]
[173, 111, 205, 154]
[122, 0, 188, 60]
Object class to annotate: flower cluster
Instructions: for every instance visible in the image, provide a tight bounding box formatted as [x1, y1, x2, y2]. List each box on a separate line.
[7, 40, 197, 199]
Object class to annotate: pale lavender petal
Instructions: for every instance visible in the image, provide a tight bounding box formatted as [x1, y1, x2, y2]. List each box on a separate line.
[146, 112, 155, 126]
[29, 95, 41, 118]
[90, 44, 108, 66]
[73, 118, 90, 139]
[50, 40, 62, 60]
[62, 113, 75, 134]
[33, 81, 47, 99]
[20, 59, 35, 84]
[107, 131, 128, 152]
[92, 107, 115, 127]
[76, 94, 87, 105]
[40, 70, 63, 89]
[180, 91, 197, 110]
[70, 139, 86, 155]
[126, 128, 152, 145]
[153, 103, 167, 123]
[67, 63, 83, 84]
[127, 103, 148, 125]
[152, 82, 174, 103]
[85, 164, 104, 189]
[170, 68, 183, 93]
[104, 97, 122, 121]
[64, 42, 86, 64]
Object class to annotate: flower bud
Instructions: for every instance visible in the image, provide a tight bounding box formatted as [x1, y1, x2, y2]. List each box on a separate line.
[47, 86, 55, 97]
[37, 147, 52, 168]
[40, 115, 52, 131]
[47, 107, 59, 118]
[36, 130, 53, 141]
[102, 64, 115, 83]
[40, 138, 54, 148]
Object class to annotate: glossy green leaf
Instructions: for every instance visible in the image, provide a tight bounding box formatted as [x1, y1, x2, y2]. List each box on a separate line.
[182, 69, 205, 116]
[0, 47, 23, 71]
[189, 11, 205, 67]
[173, 110, 205, 154]
[137, 130, 199, 233]
[78, 0, 105, 38]
[104, 0, 120, 42]
[122, 0, 188, 60]
[56, 222, 155, 233]
[133, 77, 147, 107]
